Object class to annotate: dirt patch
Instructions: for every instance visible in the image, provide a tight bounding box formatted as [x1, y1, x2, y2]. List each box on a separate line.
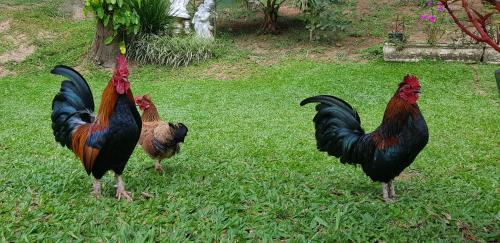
[204, 62, 257, 81]
[0, 34, 35, 64]
[278, 6, 301, 17]
[37, 30, 56, 40]
[0, 32, 36, 77]
[234, 35, 370, 63]
[0, 45, 36, 64]
[356, 0, 369, 17]
[0, 19, 11, 33]
[0, 4, 30, 11]
[357, 0, 393, 17]
[58, 0, 86, 20]
[72, 4, 85, 20]
[0, 66, 13, 77]
[237, 40, 272, 55]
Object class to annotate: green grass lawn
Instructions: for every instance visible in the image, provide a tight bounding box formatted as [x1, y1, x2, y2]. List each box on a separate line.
[0, 1, 499, 242]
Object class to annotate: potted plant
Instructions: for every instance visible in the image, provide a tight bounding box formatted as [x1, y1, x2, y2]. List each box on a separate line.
[388, 14, 405, 44]
[383, 1, 500, 64]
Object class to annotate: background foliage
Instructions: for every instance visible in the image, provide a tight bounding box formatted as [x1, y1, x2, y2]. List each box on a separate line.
[127, 35, 223, 67]
[299, 0, 351, 41]
[130, 0, 172, 35]
[84, 0, 140, 44]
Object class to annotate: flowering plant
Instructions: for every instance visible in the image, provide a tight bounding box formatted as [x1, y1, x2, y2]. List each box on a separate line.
[418, 0, 448, 44]
[438, 0, 500, 52]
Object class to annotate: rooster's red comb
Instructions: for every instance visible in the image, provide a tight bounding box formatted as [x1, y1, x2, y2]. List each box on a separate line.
[402, 74, 420, 88]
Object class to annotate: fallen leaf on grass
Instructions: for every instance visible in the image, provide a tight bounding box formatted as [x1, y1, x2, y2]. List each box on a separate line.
[141, 192, 153, 199]
[456, 220, 477, 242]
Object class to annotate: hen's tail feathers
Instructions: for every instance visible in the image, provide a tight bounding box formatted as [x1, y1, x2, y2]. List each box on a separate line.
[172, 123, 188, 144]
[51, 65, 95, 148]
[151, 123, 188, 156]
[300, 95, 365, 164]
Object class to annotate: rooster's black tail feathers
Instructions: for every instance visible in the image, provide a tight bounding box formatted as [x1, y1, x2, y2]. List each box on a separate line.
[51, 65, 95, 148]
[301, 95, 365, 164]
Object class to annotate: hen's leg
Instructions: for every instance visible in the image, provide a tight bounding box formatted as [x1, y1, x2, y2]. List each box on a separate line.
[154, 160, 164, 174]
[388, 180, 396, 198]
[92, 179, 102, 198]
[382, 182, 393, 203]
[115, 174, 132, 201]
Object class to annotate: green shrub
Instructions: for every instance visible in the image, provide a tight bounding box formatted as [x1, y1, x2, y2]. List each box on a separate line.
[300, 0, 351, 41]
[127, 35, 222, 67]
[131, 0, 172, 35]
[84, 0, 140, 45]
[357, 44, 384, 60]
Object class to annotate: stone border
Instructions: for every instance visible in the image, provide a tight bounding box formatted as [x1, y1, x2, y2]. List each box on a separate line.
[383, 43, 500, 64]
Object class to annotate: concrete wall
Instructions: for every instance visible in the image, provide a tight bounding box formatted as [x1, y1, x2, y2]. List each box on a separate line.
[383, 43, 500, 64]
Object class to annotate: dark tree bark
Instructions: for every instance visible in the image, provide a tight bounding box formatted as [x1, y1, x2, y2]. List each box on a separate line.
[262, 4, 279, 34]
[260, 0, 283, 34]
[90, 20, 119, 68]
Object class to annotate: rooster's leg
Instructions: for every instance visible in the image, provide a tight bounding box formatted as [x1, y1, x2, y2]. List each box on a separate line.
[92, 179, 102, 198]
[154, 160, 164, 173]
[115, 174, 132, 201]
[388, 180, 396, 198]
[382, 182, 394, 203]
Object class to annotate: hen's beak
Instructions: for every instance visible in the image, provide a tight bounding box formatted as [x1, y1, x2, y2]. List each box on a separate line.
[415, 88, 421, 98]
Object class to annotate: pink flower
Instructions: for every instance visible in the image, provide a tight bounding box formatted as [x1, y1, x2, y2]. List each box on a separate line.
[436, 2, 444, 11]
[420, 15, 428, 20]
[428, 16, 437, 23]
[426, 0, 433, 7]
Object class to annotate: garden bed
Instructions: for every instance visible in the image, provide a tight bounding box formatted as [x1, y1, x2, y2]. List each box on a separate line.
[383, 43, 500, 64]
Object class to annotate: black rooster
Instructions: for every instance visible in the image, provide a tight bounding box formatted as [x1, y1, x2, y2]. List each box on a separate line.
[300, 75, 429, 202]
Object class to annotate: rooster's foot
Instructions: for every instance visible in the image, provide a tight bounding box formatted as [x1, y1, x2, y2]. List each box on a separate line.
[115, 174, 132, 201]
[383, 195, 395, 203]
[116, 188, 133, 201]
[388, 180, 396, 198]
[92, 179, 102, 199]
[382, 182, 395, 203]
[155, 160, 164, 174]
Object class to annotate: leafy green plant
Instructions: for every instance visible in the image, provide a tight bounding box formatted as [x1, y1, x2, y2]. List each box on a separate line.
[416, 1, 448, 45]
[127, 35, 222, 67]
[130, 0, 172, 35]
[300, 0, 350, 41]
[84, 0, 140, 47]
[358, 44, 384, 59]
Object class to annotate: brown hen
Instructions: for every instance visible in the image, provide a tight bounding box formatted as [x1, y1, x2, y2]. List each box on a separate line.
[135, 95, 188, 173]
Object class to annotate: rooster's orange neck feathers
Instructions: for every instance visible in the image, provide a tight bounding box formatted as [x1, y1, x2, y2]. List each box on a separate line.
[96, 80, 135, 127]
[380, 95, 419, 137]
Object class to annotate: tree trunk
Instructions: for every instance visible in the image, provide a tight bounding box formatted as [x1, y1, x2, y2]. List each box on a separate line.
[261, 4, 279, 34]
[90, 20, 119, 68]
